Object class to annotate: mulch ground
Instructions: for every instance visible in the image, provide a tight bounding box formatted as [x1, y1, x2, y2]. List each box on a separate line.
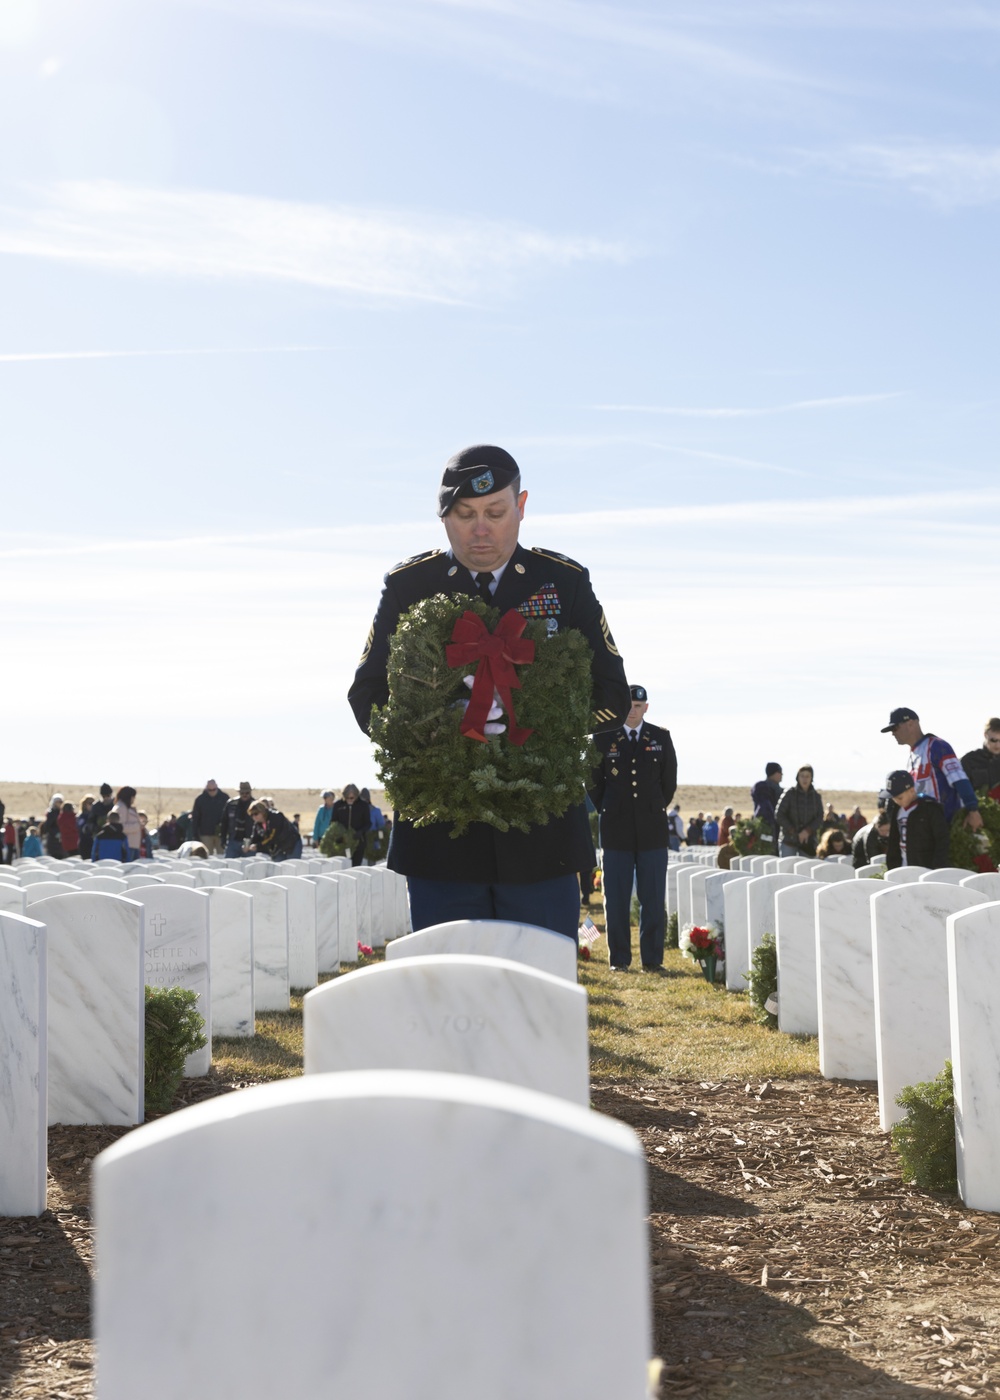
[3, 1075, 999, 1398]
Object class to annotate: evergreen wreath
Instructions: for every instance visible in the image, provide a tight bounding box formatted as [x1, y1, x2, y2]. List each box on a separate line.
[729, 815, 775, 856]
[319, 821, 363, 860]
[949, 792, 1000, 872]
[369, 592, 597, 837]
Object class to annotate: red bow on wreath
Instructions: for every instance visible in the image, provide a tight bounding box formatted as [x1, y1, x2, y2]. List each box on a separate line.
[446, 609, 535, 746]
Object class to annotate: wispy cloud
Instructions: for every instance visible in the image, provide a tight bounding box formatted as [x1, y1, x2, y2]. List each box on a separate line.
[804, 143, 1000, 208]
[0, 345, 325, 364]
[594, 392, 904, 418]
[166, 0, 831, 102]
[0, 181, 626, 303]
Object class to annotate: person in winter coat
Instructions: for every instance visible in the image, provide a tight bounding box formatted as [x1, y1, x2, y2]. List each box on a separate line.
[751, 763, 783, 852]
[885, 770, 950, 870]
[846, 806, 867, 838]
[221, 783, 255, 857]
[312, 791, 337, 847]
[852, 813, 891, 868]
[247, 800, 302, 861]
[92, 811, 130, 862]
[775, 766, 824, 857]
[191, 780, 229, 855]
[360, 788, 387, 830]
[22, 826, 43, 857]
[112, 787, 143, 862]
[58, 802, 80, 856]
[77, 796, 98, 861]
[331, 785, 371, 867]
[816, 827, 850, 860]
[2, 816, 17, 863]
[961, 718, 1000, 795]
[137, 811, 154, 858]
[42, 795, 66, 859]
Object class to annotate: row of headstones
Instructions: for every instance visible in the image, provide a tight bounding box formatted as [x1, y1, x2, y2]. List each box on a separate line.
[0, 857, 411, 1214]
[74, 918, 656, 1396]
[1, 853, 409, 961]
[676, 857, 1000, 1213]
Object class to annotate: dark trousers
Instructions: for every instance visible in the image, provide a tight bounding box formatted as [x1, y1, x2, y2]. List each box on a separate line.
[274, 838, 304, 862]
[407, 875, 581, 941]
[602, 846, 669, 968]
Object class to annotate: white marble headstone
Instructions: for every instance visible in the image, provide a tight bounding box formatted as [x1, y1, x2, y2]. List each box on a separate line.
[309, 875, 341, 974]
[386, 920, 577, 983]
[77, 875, 129, 893]
[871, 882, 985, 1129]
[93, 1070, 650, 1400]
[333, 873, 360, 964]
[917, 867, 974, 885]
[228, 881, 289, 1013]
[0, 913, 47, 1216]
[0, 883, 28, 916]
[703, 871, 746, 936]
[960, 872, 1000, 899]
[688, 868, 714, 927]
[19, 868, 64, 886]
[343, 868, 380, 946]
[810, 863, 854, 883]
[883, 865, 929, 884]
[815, 881, 880, 1081]
[723, 879, 752, 991]
[34, 892, 144, 1125]
[774, 882, 821, 1035]
[947, 902, 1000, 1212]
[267, 877, 319, 990]
[746, 874, 811, 965]
[205, 887, 254, 1037]
[131, 885, 211, 1077]
[25, 881, 79, 904]
[305, 956, 589, 1104]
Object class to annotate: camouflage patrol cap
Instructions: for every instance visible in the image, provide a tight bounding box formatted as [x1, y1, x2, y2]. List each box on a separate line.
[437, 444, 520, 517]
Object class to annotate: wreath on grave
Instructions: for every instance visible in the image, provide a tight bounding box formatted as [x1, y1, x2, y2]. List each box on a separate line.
[729, 816, 775, 857]
[369, 593, 597, 837]
[948, 790, 1000, 872]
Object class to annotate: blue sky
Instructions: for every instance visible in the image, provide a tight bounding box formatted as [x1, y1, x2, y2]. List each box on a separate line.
[2, 1, 997, 795]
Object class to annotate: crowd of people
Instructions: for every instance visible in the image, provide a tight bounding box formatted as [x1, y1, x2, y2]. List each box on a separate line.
[746, 712, 1000, 872]
[0, 780, 388, 866]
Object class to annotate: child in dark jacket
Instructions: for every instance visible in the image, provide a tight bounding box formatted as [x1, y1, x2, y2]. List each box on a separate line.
[92, 813, 130, 862]
[885, 770, 950, 870]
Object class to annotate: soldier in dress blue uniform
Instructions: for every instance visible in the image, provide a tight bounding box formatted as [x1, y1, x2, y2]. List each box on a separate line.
[589, 685, 677, 971]
[349, 443, 630, 939]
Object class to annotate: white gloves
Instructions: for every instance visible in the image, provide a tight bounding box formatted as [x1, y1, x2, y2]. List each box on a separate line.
[462, 674, 506, 735]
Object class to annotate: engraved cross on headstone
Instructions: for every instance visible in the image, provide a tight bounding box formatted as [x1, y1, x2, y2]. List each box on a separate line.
[149, 914, 167, 937]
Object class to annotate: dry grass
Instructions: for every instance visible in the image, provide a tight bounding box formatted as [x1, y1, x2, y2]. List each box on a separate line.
[206, 936, 817, 1088]
[582, 952, 819, 1082]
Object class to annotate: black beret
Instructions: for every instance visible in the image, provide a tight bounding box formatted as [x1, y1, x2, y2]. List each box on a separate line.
[629, 685, 647, 702]
[438, 444, 520, 518]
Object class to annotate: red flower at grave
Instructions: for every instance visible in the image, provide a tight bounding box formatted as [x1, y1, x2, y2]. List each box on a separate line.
[688, 925, 722, 960]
